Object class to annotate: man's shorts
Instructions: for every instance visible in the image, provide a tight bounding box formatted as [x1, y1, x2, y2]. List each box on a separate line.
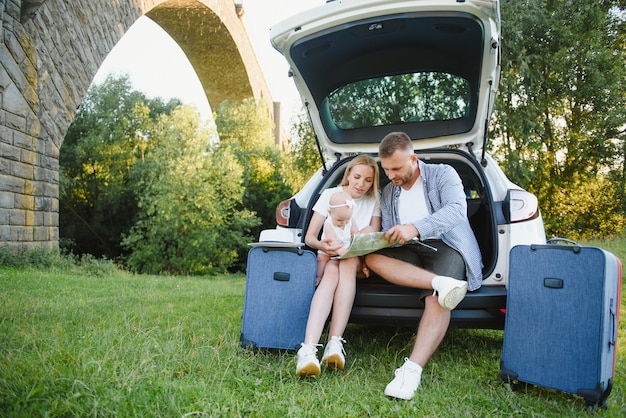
[374, 239, 466, 300]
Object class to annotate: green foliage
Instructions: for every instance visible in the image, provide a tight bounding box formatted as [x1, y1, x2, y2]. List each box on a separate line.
[60, 75, 182, 258]
[62, 76, 277, 275]
[283, 108, 324, 191]
[492, 0, 626, 238]
[0, 247, 118, 276]
[122, 106, 260, 275]
[214, 99, 294, 268]
[0, 247, 66, 268]
[543, 174, 626, 239]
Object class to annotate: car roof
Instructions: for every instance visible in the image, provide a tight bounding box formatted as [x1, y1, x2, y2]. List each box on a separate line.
[270, 0, 501, 157]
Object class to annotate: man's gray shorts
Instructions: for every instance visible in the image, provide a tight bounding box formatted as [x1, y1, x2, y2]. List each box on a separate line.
[373, 239, 466, 299]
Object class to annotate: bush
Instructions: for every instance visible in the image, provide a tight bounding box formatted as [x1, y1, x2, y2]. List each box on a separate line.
[0, 247, 119, 276]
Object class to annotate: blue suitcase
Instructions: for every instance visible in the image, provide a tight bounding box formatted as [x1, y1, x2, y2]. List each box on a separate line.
[500, 239, 622, 409]
[240, 246, 316, 350]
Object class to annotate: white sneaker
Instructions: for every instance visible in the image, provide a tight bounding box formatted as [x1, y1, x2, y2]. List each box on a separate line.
[384, 358, 422, 400]
[321, 336, 346, 370]
[296, 343, 321, 377]
[432, 275, 468, 310]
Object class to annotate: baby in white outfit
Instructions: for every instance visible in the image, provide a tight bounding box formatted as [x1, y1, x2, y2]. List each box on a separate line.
[316, 190, 359, 285]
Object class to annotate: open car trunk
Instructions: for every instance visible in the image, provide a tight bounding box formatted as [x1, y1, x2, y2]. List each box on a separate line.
[299, 152, 507, 329]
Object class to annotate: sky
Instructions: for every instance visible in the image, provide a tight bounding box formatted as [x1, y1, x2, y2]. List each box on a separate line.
[93, 1, 324, 122]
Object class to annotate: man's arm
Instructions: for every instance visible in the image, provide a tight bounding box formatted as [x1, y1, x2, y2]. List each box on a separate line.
[380, 184, 396, 232]
[413, 164, 467, 240]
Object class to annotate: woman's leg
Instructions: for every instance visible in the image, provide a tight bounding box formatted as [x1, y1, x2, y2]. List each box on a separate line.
[304, 259, 340, 344]
[320, 257, 358, 371]
[315, 253, 331, 286]
[327, 256, 358, 339]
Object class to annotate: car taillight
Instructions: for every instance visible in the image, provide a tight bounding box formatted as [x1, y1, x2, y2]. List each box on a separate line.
[275, 199, 291, 227]
[507, 189, 539, 223]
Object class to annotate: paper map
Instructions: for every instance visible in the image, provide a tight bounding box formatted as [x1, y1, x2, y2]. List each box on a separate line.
[335, 232, 437, 259]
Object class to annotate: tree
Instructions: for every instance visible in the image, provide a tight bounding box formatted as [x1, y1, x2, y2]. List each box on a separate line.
[492, 0, 626, 237]
[214, 99, 294, 260]
[62, 75, 264, 274]
[60, 75, 181, 258]
[122, 106, 260, 275]
[284, 108, 322, 191]
[544, 173, 626, 239]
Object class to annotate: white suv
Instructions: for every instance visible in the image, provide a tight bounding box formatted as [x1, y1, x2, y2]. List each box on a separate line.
[269, 0, 546, 329]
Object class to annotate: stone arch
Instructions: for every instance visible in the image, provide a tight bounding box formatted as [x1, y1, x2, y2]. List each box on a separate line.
[0, 0, 275, 251]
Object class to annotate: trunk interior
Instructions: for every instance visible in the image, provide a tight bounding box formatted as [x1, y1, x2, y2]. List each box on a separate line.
[298, 151, 506, 329]
[300, 151, 498, 278]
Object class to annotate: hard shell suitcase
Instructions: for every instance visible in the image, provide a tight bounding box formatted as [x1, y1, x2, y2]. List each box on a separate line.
[500, 239, 622, 409]
[240, 246, 316, 350]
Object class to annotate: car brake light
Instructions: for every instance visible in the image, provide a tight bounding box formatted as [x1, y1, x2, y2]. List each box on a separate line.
[275, 199, 291, 227]
[507, 189, 539, 223]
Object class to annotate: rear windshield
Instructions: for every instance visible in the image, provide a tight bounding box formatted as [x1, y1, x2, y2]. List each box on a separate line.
[327, 72, 471, 130]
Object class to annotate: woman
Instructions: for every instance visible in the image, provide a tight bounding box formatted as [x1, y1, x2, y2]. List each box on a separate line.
[296, 154, 381, 377]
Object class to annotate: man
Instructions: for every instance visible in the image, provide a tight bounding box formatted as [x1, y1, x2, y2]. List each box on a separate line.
[365, 132, 483, 400]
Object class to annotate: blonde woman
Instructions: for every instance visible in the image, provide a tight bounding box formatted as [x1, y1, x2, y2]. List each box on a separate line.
[297, 155, 381, 376]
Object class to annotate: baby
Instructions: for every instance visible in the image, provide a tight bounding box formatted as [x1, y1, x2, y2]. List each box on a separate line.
[315, 190, 359, 285]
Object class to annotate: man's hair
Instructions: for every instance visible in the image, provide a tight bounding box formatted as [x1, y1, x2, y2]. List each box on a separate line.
[379, 132, 413, 158]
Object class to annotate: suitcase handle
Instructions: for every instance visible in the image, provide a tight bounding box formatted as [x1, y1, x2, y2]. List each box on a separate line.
[531, 238, 582, 254]
[274, 272, 290, 282]
[610, 299, 617, 348]
[544, 278, 564, 289]
[547, 237, 580, 246]
[262, 247, 305, 255]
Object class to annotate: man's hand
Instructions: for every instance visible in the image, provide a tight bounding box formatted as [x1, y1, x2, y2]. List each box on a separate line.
[384, 224, 419, 245]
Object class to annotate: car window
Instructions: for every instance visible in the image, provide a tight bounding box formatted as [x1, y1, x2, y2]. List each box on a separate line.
[327, 72, 471, 130]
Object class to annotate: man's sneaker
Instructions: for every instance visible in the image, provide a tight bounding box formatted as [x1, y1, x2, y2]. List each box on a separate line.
[296, 343, 321, 377]
[384, 358, 422, 400]
[321, 336, 346, 370]
[432, 275, 468, 310]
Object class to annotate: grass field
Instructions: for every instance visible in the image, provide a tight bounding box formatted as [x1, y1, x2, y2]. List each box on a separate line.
[0, 237, 625, 417]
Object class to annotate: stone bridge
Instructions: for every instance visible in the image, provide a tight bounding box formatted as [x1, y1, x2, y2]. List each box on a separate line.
[1, 0, 277, 251]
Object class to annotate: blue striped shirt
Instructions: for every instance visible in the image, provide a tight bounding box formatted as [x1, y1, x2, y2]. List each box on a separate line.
[380, 160, 483, 291]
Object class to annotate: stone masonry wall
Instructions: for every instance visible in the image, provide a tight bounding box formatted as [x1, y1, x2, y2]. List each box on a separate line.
[0, 0, 271, 252]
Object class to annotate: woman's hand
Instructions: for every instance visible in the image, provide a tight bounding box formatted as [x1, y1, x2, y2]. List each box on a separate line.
[319, 238, 343, 256]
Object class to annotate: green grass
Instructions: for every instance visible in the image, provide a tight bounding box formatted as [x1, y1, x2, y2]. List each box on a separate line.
[0, 237, 625, 417]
